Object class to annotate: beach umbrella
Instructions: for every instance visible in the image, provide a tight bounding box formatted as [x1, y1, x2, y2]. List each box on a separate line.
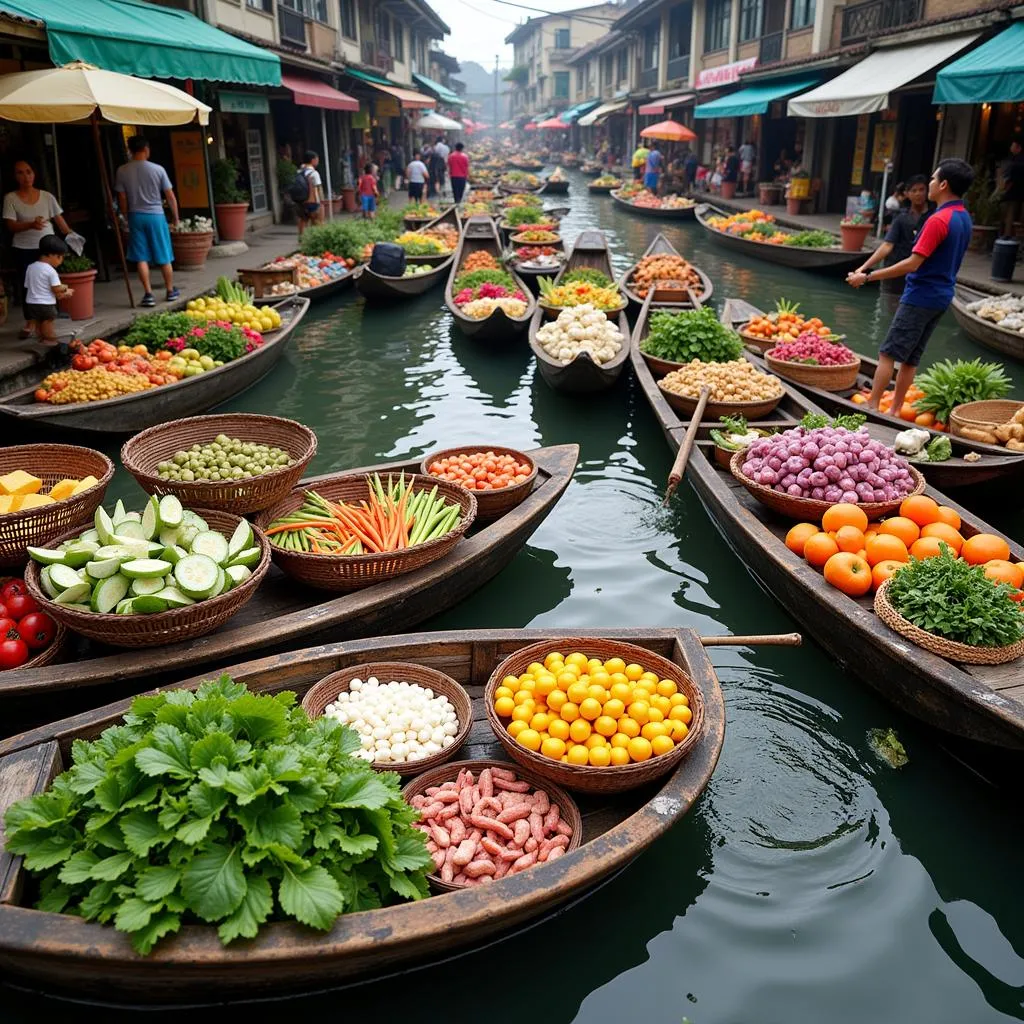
[640, 119, 696, 142]
[416, 110, 463, 131]
[537, 116, 567, 130]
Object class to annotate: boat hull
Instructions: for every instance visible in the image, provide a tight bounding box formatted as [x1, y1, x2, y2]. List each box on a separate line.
[355, 256, 454, 301]
[950, 286, 1024, 362]
[610, 191, 695, 219]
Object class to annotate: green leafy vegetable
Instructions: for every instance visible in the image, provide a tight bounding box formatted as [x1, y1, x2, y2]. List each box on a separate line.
[641, 307, 743, 363]
[799, 411, 867, 431]
[782, 230, 836, 248]
[3, 677, 431, 954]
[560, 268, 612, 288]
[299, 210, 403, 260]
[867, 728, 909, 768]
[912, 358, 1012, 425]
[925, 435, 952, 462]
[452, 269, 517, 292]
[123, 312, 195, 350]
[720, 414, 748, 434]
[504, 205, 549, 227]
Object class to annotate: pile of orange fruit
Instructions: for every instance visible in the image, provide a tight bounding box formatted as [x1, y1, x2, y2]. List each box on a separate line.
[785, 495, 1021, 598]
[493, 650, 692, 767]
[850, 384, 947, 430]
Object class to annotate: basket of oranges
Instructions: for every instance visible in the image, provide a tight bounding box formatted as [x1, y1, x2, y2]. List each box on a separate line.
[739, 299, 843, 353]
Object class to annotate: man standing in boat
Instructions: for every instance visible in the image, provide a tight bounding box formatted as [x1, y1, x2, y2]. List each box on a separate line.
[846, 159, 974, 416]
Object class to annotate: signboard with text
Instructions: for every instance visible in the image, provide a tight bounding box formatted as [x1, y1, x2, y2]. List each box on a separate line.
[170, 130, 208, 210]
[851, 114, 870, 188]
[870, 122, 897, 173]
[246, 128, 268, 215]
[696, 57, 757, 90]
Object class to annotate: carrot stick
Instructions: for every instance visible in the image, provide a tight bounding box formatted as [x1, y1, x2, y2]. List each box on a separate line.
[265, 521, 337, 536]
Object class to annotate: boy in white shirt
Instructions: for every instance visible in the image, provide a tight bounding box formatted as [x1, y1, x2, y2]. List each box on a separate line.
[24, 234, 72, 346]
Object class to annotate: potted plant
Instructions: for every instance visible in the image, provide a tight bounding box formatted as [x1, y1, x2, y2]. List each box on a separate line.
[758, 181, 781, 206]
[57, 254, 97, 320]
[963, 166, 1000, 253]
[839, 213, 873, 252]
[211, 157, 250, 241]
[170, 215, 214, 268]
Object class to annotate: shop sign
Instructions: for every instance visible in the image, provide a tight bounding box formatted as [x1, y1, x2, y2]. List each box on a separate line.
[375, 96, 401, 118]
[170, 130, 209, 210]
[246, 128, 268, 215]
[696, 58, 757, 90]
[870, 121, 897, 173]
[220, 91, 270, 115]
[851, 113, 870, 188]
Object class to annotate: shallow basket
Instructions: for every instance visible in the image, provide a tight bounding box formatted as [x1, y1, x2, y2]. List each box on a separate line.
[0, 445, 114, 568]
[510, 232, 562, 248]
[255, 473, 477, 592]
[302, 661, 473, 776]
[729, 449, 926, 521]
[485, 637, 706, 794]
[949, 400, 1024, 438]
[764, 350, 861, 392]
[738, 325, 848, 354]
[657, 383, 784, 422]
[874, 579, 1024, 665]
[419, 446, 537, 523]
[22, 510, 270, 649]
[0, 575, 68, 669]
[121, 414, 318, 516]
[401, 759, 583, 892]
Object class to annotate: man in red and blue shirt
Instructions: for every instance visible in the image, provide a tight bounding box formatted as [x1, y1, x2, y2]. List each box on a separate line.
[847, 159, 974, 415]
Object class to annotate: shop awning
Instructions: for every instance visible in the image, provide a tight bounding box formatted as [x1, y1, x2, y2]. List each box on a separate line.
[344, 68, 435, 109]
[578, 99, 628, 126]
[559, 98, 600, 123]
[537, 116, 569, 129]
[281, 73, 358, 112]
[0, 0, 280, 86]
[412, 72, 464, 107]
[638, 92, 694, 116]
[933, 23, 1024, 104]
[694, 76, 818, 118]
[788, 35, 979, 117]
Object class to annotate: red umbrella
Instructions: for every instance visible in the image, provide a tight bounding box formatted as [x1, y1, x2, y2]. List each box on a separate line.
[537, 116, 567, 130]
[640, 119, 696, 142]
[523, 122, 538, 130]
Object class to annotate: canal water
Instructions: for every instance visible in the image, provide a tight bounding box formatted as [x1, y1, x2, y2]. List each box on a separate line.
[5, 172, 1024, 1022]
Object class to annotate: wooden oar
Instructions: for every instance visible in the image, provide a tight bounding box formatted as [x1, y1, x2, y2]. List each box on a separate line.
[663, 384, 710, 505]
[699, 633, 801, 647]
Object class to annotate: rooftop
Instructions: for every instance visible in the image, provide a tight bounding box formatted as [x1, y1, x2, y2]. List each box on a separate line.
[504, 2, 622, 45]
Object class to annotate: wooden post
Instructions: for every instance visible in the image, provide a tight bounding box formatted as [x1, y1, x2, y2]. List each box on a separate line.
[91, 113, 133, 309]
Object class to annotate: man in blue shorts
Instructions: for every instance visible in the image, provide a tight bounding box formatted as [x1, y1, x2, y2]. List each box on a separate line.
[644, 145, 662, 192]
[846, 158, 974, 415]
[115, 136, 180, 308]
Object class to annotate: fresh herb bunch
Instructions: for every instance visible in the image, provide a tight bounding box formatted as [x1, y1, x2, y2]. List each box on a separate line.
[453, 269, 517, 292]
[60, 254, 95, 274]
[886, 548, 1024, 647]
[720, 414, 749, 433]
[912, 358, 1012, 424]
[782, 230, 835, 248]
[641, 307, 744, 363]
[561, 268, 612, 288]
[505, 205, 549, 227]
[799, 411, 867, 431]
[300, 210, 403, 260]
[124, 311, 195, 349]
[3, 677, 431, 955]
[182, 323, 248, 362]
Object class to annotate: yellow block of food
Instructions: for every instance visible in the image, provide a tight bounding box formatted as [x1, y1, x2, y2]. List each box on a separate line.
[17, 493, 55, 510]
[70, 475, 99, 495]
[0, 494, 22, 514]
[0, 470, 42, 496]
[48, 478, 81, 501]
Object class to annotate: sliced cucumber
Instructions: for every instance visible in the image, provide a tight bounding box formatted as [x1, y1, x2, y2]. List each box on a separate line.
[94, 543, 141, 562]
[228, 546, 261, 569]
[63, 603, 93, 612]
[141, 495, 161, 540]
[177, 524, 200, 549]
[116, 598, 136, 615]
[111, 499, 128, 525]
[159, 495, 183, 529]
[153, 586, 195, 608]
[159, 544, 188, 565]
[158, 526, 181, 548]
[121, 512, 142, 524]
[120, 558, 172, 580]
[130, 576, 166, 596]
[92, 574, 129, 614]
[26, 546, 68, 566]
[227, 520, 254, 559]
[225, 564, 252, 588]
[86, 557, 125, 580]
[114, 520, 146, 541]
[62, 542, 99, 568]
[210, 567, 227, 597]
[190, 530, 229, 566]
[132, 595, 168, 614]
[79, 528, 100, 546]
[94, 506, 116, 546]
[182, 511, 209, 532]
[49, 563, 85, 591]
[40, 566, 61, 599]
[55, 582, 92, 605]
[174, 553, 220, 599]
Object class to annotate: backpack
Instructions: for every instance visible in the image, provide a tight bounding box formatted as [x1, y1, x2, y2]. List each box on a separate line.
[288, 168, 311, 204]
[369, 242, 406, 277]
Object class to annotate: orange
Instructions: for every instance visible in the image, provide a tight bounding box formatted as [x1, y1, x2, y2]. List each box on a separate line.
[669, 704, 693, 724]
[651, 735, 676, 757]
[584, 734, 608, 750]
[568, 719, 592, 743]
[604, 657, 626, 674]
[516, 728, 542, 752]
[822, 503, 869, 534]
[511, 704, 533, 723]
[962, 533, 1011, 565]
[822, 552, 873, 597]
[566, 681, 589, 705]
[909, 536, 947, 560]
[588, 745, 611, 767]
[617, 716, 641, 738]
[594, 715, 618, 737]
[547, 689, 567, 712]
[865, 533, 909, 567]
[540, 736, 566, 760]
[627, 736, 653, 762]
[900, 494, 941, 526]
[871, 559, 906, 590]
[834, 525, 866, 553]
[610, 746, 630, 766]
[804, 532, 839, 568]
[579, 697, 602, 721]
[920, 522, 964, 555]
[786, 522, 819, 555]
[983, 559, 1024, 589]
[494, 696, 515, 717]
[669, 720, 689, 742]
[530, 712, 551, 732]
[610, 732, 631, 749]
[559, 701, 580, 722]
[878, 517, 920, 547]
[934, 505, 962, 530]
[609, 681, 632, 702]
[566, 745, 590, 765]
[641, 721, 668, 740]
[656, 679, 678, 697]
[627, 701, 650, 725]
[507, 719, 528, 738]
[548, 718, 570, 741]
[603, 698, 626, 720]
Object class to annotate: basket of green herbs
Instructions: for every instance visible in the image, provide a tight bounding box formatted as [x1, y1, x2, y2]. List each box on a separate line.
[639, 306, 744, 377]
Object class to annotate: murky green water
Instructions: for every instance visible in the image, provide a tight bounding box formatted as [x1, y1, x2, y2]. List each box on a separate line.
[5, 173, 1024, 1022]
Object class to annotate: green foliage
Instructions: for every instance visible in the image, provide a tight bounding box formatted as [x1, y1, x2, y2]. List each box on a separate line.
[276, 158, 298, 192]
[299, 209, 403, 260]
[886, 548, 1024, 647]
[781, 230, 835, 248]
[799, 411, 867, 431]
[504, 205, 549, 227]
[211, 158, 249, 205]
[641, 307, 744, 363]
[123, 311, 194, 349]
[60, 254, 95, 274]
[925, 434, 952, 462]
[504, 65, 529, 86]
[3, 677, 431, 954]
[561, 268, 612, 288]
[912, 358, 1012, 424]
[453, 269, 517, 292]
[963, 165, 1001, 227]
[185, 323, 248, 362]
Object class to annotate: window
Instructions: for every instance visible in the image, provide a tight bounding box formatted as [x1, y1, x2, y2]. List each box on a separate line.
[246, 0, 272, 12]
[617, 47, 628, 82]
[377, 9, 391, 52]
[704, 0, 730, 51]
[554, 28, 570, 48]
[554, 71, 570, 98]
[642, 24, 659, 68]
[393, 21, 404, 61]
[668, 3, 691, 58]
[339, 0, 356, 39]
[791, 0, 815, 28]
[739, 0, 763, 41]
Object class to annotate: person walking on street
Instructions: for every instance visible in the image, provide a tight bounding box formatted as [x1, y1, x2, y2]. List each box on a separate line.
[114, 136, 180, 307]
[448, 142, 469, 204]
[422, 143, 436, 197]
[407, 151, 429, 202]
[289, 151, 322, 241]
[999, 136, 1024, 239]
[846, 159, 974, 415]
[391, 141, 406, 191]
[432, 136, 450, 198]
[643, 145, 662, 192]
[358, 163, 379, 220]
[738, 139, 756, 195]
[683, 149, 699, 192]
[631, 143, 650, 181]
[723, 146, 740, 191]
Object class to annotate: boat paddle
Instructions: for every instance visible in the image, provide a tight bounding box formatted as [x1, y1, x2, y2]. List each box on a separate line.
[663, 384, 710, 505]
[698, 633, 802, 647]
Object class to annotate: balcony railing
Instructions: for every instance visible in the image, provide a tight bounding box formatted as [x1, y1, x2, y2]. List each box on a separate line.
[639, 66, 658, 89]
[666, 53, 689, 82]
[841, 0, 923, 43]
[279, 5, 306, 48]
[759, 30, 783, 65]
[361, 39, 394, 72]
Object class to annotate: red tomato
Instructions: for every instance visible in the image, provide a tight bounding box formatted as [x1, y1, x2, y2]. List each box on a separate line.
[0, 637, 29, 670]
[17, 611, 56, 650]
[71, 353, 92, 371]
[0, 617, 18, 637]
[0, 579, 27, 602]
[3, 592, 37, 619]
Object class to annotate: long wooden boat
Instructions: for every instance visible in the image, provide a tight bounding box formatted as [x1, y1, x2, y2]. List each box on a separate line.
[630, 299, 1024, 750]
[403, 205, 457, 232]
[539, 177, 569, 195]
[527, 229, 630, 393]
[497, 205, 569, 247]
[0, 444, 577, 725]
[950, 284, 1024, 362]
[0, 296, 310, 435]
[694, 203, 867, 272]
[581, 162, 603, 177]
[297, 268, 358, 301]
[0, 626, 724, 1003]
[726, 297, 1024, 492]
[618, 232, 713, 310]
[498, 182, 545, 197]
[445, 217, 536, 343]
[588, 180, 622, 194]
[610, 189, 695, 220]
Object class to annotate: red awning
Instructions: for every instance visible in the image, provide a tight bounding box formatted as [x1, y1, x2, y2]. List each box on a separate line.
[639, 93, 695, 116]
[281, 73, 359, 112]
[537, 116, 567, 129]
[638, 101, 664, 115]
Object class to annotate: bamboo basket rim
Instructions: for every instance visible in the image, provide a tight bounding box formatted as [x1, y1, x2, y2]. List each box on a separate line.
[509, 231, 563, 246]
[0, 445, 114, 528]
[764, 348, 860, 372]
[658, 385, 784, 421]
[0, 574, 69, 670]
[949, 399, 1024, 432]
[418, 446, 538, 521]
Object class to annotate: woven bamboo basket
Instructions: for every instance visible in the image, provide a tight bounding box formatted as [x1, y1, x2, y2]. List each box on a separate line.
[255, 473, 476, 592]
[874, 579, 1024, 665]
[302, 661, 472, 776]
[510, 232, 562, 248]
[657, 384, 784, 422]
[0, 445, 114, 568]
[949, 400, 1024, 438]
[22, 510, 270, 649]
[419, 446, 537, 522]
[121, 414, 318, 515]
[0, 575, 68, 669]
[738, 325, 848, 354]
[485, 637, 706, 794]
[729, 449, 926, 521]
[764, 350, 861, 392]
[538, 295, 628, 320]
[237, 265, 298, 298]
[401, 759, 583, 892]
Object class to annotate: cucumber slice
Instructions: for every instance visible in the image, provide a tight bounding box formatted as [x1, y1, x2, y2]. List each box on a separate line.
[92, 574, 129, 613]
[121, 512, 142, 524]
[225, 564, 252, 588]
[141, 495, 161, 540]
[86, 557, 125, 580]
[94, 506, 116, 546]
[26, 546, 68, 566]
[79, 528, 100, 546]
[159, 495, 183, 529]
[227, 520, 254, 559]
[211, 567, 227, 597]
[159, 544, 189, 565]
[120, 558, 172, 580]
[116, 598, 136, 615]
[182, 511, 209, 532]
[64, 603, 93, 612]
[228, 546, 261, 569]
[132, 595, 168, 614]
[112, 499, 128, 525]
[49, 563, 85, 591]
[94, 543, 140, 562]
[190, 530, 229, 566]
[62, 542, 99, 568]
[177, 524, 200, 549]
[77, 568, 90, 582]
[55, 582, 92, 605]
[130, 576, 165, 596]
[114, 521, 146, 541]
[153, 586, 195, 608]
[174, 554, 220, 599]
[40, 566, 61, 599]
[158, 526, 181, 548]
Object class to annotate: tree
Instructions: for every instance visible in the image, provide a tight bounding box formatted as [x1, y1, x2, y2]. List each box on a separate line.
[504, 65, 529, 86]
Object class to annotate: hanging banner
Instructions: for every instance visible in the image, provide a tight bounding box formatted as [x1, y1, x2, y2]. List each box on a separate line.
[850, 114, 870, 188]
[375, 96, 401, 118]
[220, 91, 270, 115]
[170, 129, 208, 209]
[696, 57, 758, 90]
[871, 121, 897, 172]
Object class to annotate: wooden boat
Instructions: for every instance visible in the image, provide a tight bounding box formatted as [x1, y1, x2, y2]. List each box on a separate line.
[694, 203, 867, 272]
[445, 217, 536, 343]
[539, 177, 569, 195]
[497, 206, 569, 247]
[498, 181, 545, 196]
[950, 284, 1024, 362]
[581, 162, 603, 177]
[630, 299, 1024, 751]
[610, 189, 696, 220]
[527, 229, 630, 393]
[0, 444, 576, 723]
[403, 205, 456, 232]
[618, 233, 713, 310]
[588, 180, 622, 194]
[0, 625, 724, 1003]
[297, 268, 357, 301]
[727, 297, 1024, 492]
[0, 297, 310, 436]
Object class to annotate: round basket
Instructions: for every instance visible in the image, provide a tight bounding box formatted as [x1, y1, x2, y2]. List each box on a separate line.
[485, 637, 706, 794]
[539, 296, 628, 320]
[254, 473, 477, 592]
[401, 759, 583, 892]
[657, 383, 784, 422]
[764, 350, 861, 392]
[738, 325, 848, 354]
[22, 510, 270, 649]
[121, 414, 318, 516]
[510, 232, 562, 247]
[874, 579, 1024, 665]
[949, 400, 1024, 438]
[729, 448, 926, 521]
[0, 445, 114, 568]
[713, 444, 741, 470]
[419, 446, 537, 523]
[0, 575, 68, 670]
[302, 661, 472, 776]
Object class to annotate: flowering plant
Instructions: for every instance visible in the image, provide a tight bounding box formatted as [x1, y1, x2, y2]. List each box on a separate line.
[163, 322, 262, 361]
[454, 283, 526, 306]
[172, 215, 214, 233]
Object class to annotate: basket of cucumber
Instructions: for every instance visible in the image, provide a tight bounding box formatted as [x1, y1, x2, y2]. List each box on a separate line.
[22, 495, 270, 648]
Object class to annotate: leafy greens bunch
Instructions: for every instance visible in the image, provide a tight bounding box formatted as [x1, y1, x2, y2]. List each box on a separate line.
[3, 677, 432, 955]
[504, 205, 550, 227]
[800, 411, 867, 431]
[782, 230, 835, 248]
[561, 268, 612, 288]
[641, 306, 744, 363]
[123, 312, 195, 350]
[453, 269, 517, 293]
[300, 210, 403, 260]
[912, 358, 1011, 424]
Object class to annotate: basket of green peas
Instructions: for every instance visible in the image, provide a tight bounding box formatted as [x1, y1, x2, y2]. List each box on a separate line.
[121, 413, 318, 515]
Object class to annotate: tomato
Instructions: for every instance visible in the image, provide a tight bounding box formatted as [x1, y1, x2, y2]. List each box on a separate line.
[34, 389, 50, 402]
[0, 579, 27, 602]
[98, 349, 116, 363]
[0, 617, 17, 636]
[71, 353, 92, 371]
[17, 611, 55, 650]
[0, 637, 30, 670]
[3, 592, 37, 619]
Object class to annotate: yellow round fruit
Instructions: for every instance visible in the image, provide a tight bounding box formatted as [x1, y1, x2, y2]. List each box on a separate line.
[669, 720, 689, 742]
[495, 685, 514, 701]
[567, 745, 590, 765]
[519, 678, 536, 694]
[590, 670, 611, 688]
[511, 704, 533, 723]
[669, 705, 693, 725]
[587, 658, 604, 673]
[610, 746, 630, 766]
[516, 728, 542, 752]
[588, 745, 611, 767]
[503, 676, 521, 691]
[566, 652, 588, 669]
[594, 715, 618, 737]
[651, 735, 675, 757]
[567, 681, 589, 705]
[624, 663, 644, 681]
[548, 718, 570, 741]
[547, 689, 567, 712]
[671, 693, 689, 707]
[494, 696, 515, 717]
[650, 694, 672, 716]
[541, 736, 566, 760]
[603, 698, 626, 720]
[627, 701, 650, 725]
[604, 657, 626, 674]
[569, 719, 592, 743]
[627, 736, 653, 762]
[647, 707, 664, 723]
[611, 732, 631, 748]
[507, 720, 528, 738]
[513, 689, 533, 707]
[579, 697, 602, 721]
[527, 662, 545, 677]
[584, 734, 607, 750]
[634, 678, 657, 695]
[586, 684, 609, 703]
[556, 671, 577, 691]
[560, 701, 580, 722]
[544, 651, 564, 668]
[609, 682, 632, 703]
[641, 722, 668, 740]
[530, 712, 550, 733]
[536, 675, 557, 697]
[657, 679, 678, 697]
[610, 672, 630, 688]
[618, 716, 640, 738]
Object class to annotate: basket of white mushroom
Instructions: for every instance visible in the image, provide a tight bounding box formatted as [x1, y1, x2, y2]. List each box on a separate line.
[533, 304, 625, 366]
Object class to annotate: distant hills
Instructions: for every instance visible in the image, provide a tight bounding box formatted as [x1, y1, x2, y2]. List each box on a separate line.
[453, 60, 510, 96]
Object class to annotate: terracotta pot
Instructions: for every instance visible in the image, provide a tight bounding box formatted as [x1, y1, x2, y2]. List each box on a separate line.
[57, 269, 97, 320]
[969, 224, 997, 254]
[324, 197, 343, 218]
[839, 223, 872, 252]
[170, 230, 214, 269]
[786, 197, 804, 216]
[720, 180, 737, 200]
[341, 187, 357, 213]
[758, 183, 781, 205]
[214, 202, 249, 242]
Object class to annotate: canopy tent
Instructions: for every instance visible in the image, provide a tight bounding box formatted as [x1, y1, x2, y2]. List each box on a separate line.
[640, 119, 696, 142]
[578, 99, 628, 127]
[0, 0, 280, 86]
[694, 76, 819, 118]
[344, 68, 434, 109]
[412, 72, 464, 107]
[416, 111, 463, 131]
[788, 35, 979, 117]
[523, 122, 538, 130]
[933, 24, 1024, 104]
[638, 93, 694, 116]
[559, 98, 601, 123]
[537, 116, 569, 130]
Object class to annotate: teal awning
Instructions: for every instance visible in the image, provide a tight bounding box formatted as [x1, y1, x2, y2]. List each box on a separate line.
[694, 75, 820, 119]
[412, 72, 463, 106]
[560, 98, 600, 123]
[933, 24, 1024, 104]
[344, 68, 393, 86]
[0, 0, 280, 86]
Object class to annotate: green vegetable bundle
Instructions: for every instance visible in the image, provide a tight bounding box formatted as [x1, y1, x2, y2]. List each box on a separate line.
[782, 230, 836, 248]
[800, 411, 867, 431]
[641, 307, 744, 363]
[912, 358, 1012, 425]
[300, 210, 403, 260]
[3, 677, 432, 954]
[453, 268, 518, 293]
[561, 268, 612, 288]
[123, 311, 195, 349]
[504, 205, 550, 227]
[215, 276, 254, 305]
